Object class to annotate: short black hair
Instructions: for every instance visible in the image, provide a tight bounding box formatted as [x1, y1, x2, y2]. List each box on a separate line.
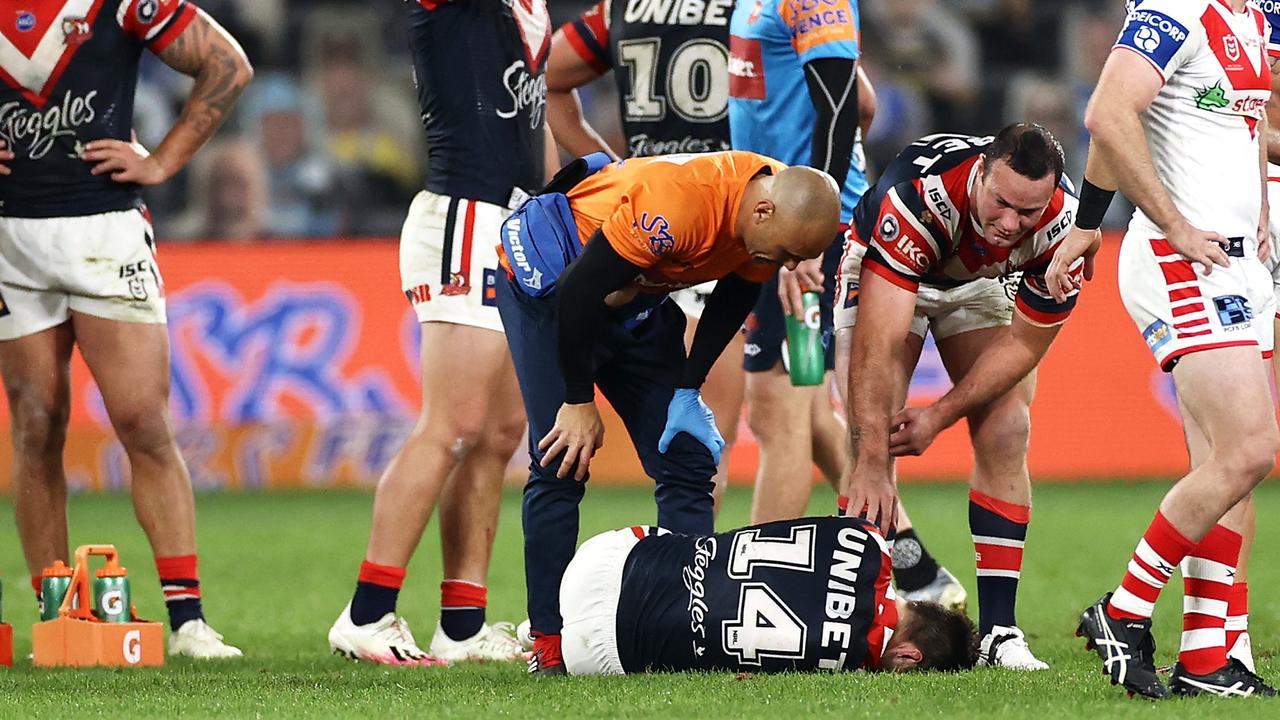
[982, 123, 1065, 185]
[898, 601, 979, 672]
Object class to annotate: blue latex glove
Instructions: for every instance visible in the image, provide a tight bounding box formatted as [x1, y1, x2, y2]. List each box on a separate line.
[657, 388, 725, 465]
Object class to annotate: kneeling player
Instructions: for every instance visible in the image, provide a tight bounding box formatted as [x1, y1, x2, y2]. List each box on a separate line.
[558, 518, 977, 675]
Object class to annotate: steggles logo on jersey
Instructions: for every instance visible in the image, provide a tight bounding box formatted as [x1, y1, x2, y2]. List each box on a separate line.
[61, 17, 92, 46]
[497, 59, 546, 130]
[0, 89, 98, 160]
[628, 133, 727, 156]
[683, 536, 717, 658]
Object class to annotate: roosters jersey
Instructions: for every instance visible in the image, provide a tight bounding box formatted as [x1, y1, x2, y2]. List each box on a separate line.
[852, 133, 1081, 326]
[566, 151, 784, 291]
[559, 0, 731, 157]
[615, 517, 896, 673]
[1114, 0, 1270, 238]
[0, 0, 195, 218]
[727, 0, 868, 222]
[409, 0, 550, 208]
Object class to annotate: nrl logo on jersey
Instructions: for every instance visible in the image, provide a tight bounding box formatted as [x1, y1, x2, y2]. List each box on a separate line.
[0, 89, 98, 160]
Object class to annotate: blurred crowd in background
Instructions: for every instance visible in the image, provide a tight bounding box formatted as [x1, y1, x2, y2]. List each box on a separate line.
[145, 0, 1129, 241]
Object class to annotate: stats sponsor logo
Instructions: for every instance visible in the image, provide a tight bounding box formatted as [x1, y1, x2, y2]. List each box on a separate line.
[637, 212, 675, 255]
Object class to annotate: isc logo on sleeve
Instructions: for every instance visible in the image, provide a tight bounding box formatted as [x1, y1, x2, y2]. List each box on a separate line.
[1118, 9, 1190, 70]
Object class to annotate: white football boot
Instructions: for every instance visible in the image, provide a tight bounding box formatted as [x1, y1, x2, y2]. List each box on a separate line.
[978, 625, 1049, 670]
[328, 603, 444, 666]
[428, 621, 526, 662]
[899, 567, 968, 612]
[168, 619, 243, 659]
[516, 619, 535, 652]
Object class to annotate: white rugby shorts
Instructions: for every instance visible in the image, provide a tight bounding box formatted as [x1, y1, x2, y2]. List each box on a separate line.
[400, 190, 508, 332]
[0, 208, 166, 340]
[1119, 232, 1275, 371]
[560, 526, 666, 676]
[833, 239, 1014, 339]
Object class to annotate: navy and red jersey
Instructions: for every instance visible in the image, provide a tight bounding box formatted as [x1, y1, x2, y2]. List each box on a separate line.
[0, 0, 195, 218]
[615, 517, 897, 673]
[850, 133, 1082, 326]
[409, 0, 550, 208]
[559, 0, 731, 157]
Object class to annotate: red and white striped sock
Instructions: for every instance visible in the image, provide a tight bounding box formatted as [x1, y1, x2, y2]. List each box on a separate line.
[1178, 524, 1241, 675]
[1225, 581, 1249, 653]
[1107, 510, 1196, 621]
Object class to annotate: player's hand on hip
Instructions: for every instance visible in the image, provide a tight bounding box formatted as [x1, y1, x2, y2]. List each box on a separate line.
[888, 405, 943, 457]
[538, 402, 605, 481]
[1166, 220, 1230, 275]
[778, 258, 824, 319]
[658, 388, 725, 464]
[843, 466, 897, 534]
[0, 139, 14, 175]
[83, 139, 169, 185]
[1045, 227, 1100, 303]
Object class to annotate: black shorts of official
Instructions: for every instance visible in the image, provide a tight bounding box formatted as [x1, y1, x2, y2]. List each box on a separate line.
[742, 234, 843, 373]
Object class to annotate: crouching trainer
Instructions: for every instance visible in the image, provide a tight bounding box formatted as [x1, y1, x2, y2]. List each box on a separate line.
[497, 150, 840, 673]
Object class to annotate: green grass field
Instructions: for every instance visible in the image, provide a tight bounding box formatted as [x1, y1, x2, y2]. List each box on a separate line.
[0, 481, 1276, 718]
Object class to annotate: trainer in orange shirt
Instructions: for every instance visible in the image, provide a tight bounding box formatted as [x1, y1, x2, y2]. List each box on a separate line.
[496, 150, 839, 673]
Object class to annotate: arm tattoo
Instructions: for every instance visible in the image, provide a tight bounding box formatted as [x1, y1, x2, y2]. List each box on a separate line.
[159, 12, 251, 138]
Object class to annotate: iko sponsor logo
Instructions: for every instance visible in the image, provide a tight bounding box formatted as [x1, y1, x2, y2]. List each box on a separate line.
[623, 0, 733, 26]
[683, 535, 718, 658]
[895, 235, 930, 270]
[0, 89, 98, 160]
[497, 60, 547, 130]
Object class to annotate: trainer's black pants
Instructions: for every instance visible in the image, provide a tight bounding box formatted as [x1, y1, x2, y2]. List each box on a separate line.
[496, 275, 716, 636]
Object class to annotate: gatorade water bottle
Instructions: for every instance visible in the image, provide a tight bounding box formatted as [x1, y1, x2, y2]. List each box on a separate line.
[785, 291, 824, 386]
[41, 561, 74, 621]
[93, 564, 130, 623]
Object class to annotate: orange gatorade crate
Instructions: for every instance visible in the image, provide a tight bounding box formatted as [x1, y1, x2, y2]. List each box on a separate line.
[32, 545, 164, 668]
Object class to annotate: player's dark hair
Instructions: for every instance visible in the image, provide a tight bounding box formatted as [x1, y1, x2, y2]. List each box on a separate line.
[900, 601, 979, 672]
[982, 123, 1065, 185]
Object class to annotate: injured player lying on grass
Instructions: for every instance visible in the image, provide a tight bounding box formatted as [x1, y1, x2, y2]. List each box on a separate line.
[555, 516, 978, 675]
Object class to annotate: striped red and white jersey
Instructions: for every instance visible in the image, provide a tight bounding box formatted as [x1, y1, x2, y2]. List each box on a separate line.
[849, 133, 1081, 326]
[1115, 0, 1270, 240]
